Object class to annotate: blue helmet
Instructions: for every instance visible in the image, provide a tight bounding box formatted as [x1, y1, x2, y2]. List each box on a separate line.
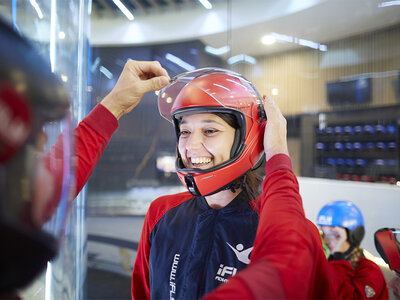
[316, 200, 365, 246]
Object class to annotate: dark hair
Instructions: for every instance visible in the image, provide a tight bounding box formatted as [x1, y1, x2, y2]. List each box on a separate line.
[213, 112, 239, 129]
[244, 169, 263, 199]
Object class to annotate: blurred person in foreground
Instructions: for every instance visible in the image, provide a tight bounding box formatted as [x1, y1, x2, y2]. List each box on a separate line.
[0, 17, 169, 297]
[317, 200, 388, 299]
[375, 228, 400, 300]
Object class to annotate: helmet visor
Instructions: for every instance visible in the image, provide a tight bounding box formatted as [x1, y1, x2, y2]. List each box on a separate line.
[158, 68, 264, 123]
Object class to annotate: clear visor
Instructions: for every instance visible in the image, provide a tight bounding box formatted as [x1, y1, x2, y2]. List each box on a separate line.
[4, 113, 74, 241]
[157, 68, 264, 123]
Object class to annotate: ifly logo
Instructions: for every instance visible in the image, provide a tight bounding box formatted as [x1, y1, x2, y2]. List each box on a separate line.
[169, 253, 180, 300]
[317, 215, 333, 226]
[215, 264, 237, 282]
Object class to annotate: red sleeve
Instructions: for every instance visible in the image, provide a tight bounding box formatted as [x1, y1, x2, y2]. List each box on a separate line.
[40, 104, 118, 224]
[131, 208, 152, 300]
[74, 103, 119, 194]
[329, 257, 389, 299]
[205, 154, 297, 299]
[205, 154, 335, 299]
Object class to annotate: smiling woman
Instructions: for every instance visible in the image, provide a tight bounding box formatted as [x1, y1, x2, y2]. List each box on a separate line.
[132, 68, 268, 299]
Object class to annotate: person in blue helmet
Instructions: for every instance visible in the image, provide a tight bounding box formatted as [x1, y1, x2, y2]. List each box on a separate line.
[317, 200, 389, 300]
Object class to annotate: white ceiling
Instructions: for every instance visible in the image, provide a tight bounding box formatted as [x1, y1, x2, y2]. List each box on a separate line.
[0, 0, 399, 58]
[91, 0, 400, 58]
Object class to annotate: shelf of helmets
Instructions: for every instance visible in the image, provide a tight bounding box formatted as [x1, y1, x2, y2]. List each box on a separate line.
[314, 122, 399, 183]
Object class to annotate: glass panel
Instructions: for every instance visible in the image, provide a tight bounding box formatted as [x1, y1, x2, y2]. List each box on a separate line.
[0, 0, 90, 299]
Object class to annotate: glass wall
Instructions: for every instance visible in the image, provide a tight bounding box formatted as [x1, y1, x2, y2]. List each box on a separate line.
[88, 1, 400, 209]
[0, 1, 90, 299]
[87, 1, 399, 298]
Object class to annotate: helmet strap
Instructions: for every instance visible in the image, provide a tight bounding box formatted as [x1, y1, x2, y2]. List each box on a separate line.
[226, 174, 247, 193]
[185, 173, 248, 197]
[184, 174, 201, 196]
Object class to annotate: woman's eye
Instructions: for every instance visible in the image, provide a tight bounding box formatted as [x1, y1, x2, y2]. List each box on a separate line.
[179, 130, 190, 137]
[204, 129, 218, 135]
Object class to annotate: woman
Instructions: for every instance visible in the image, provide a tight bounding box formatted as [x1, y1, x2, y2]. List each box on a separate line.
[132, 68, 265, 299]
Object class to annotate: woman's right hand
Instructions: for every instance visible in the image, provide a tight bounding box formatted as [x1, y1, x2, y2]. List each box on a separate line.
[262, 96, 289, 161]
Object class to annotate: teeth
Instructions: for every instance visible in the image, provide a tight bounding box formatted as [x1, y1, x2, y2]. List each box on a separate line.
[191, 157, 211, 164]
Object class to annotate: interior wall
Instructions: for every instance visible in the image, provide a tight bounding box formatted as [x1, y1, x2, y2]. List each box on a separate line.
[235, 25, 400, 116]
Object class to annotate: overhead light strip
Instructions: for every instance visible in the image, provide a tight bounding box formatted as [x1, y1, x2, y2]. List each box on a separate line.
[205, 45, 230, 56]
[198, 0, 212, 9]
[50, 0, 56, 72]
[165, 53, 195, 71]
[265, 32, 328, 52]
[227, 54, 257, 65]
[29, 0, 44, 19]
[100, 66, 114, 79]
[112, 0, 134, 21]
[378, 1, 400, 7]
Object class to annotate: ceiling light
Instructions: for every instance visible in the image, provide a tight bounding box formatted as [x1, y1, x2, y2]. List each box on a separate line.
[271, 32, 294, 43]
[270, 31, 327, 52]
[58, 31, 66, 39]
[227, 54, 257, 65]
[319, 44, 328, 51]
[99, 66, 114, 79]
[378, 1, 400, 7]
[112, 0, 134, 21]
[91, 57, 101, 73]
[50, 0, 56, 72]
[29, 0, 43, 19]
[205, 45, 230, 56]
[198, 0, 212, 9]
[165, 53, 195, 71]
[261, 35, 276, 45]
[88, 0, 93, 15]
[271, 88, 278, 96]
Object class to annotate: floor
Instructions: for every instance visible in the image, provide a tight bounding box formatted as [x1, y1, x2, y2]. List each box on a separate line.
[86, 215, 144, 300]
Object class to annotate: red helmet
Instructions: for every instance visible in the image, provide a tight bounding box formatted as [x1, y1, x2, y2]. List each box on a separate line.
[374, 228, 400, 273]
[158, 68, 266, 196]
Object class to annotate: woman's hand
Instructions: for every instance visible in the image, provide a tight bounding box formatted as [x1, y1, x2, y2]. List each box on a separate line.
[262, 95, 289, 161]
[321, 226, 350, 254]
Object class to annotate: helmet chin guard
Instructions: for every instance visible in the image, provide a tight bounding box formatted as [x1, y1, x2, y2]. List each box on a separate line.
[158, 68, 266, 196]
[374, 228, 400, 274]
